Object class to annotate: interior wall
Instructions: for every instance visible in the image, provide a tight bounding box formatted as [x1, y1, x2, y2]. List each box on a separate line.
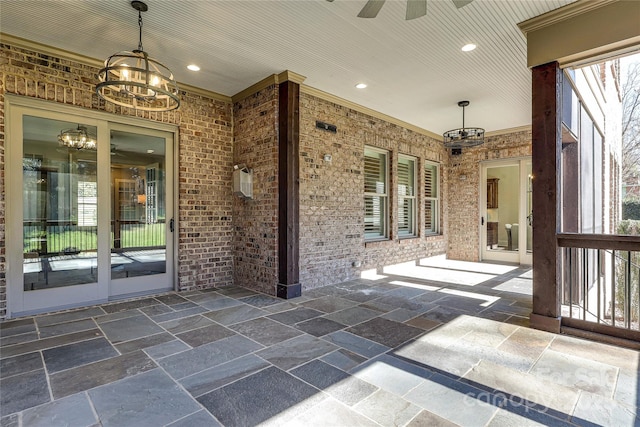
[488, 166, 520, 246]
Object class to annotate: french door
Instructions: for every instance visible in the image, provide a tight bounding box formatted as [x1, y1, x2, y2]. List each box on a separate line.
[6, 96, 176, 317]
[481, 158, 532, 265]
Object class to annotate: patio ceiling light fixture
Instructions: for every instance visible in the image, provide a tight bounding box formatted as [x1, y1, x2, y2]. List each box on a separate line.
[443, 100, 485, 152]
[96, 1, 180, 112]
[58, 125, 97, 150]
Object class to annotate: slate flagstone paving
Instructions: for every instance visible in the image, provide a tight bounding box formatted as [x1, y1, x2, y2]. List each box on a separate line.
[1, 257, 638, 426]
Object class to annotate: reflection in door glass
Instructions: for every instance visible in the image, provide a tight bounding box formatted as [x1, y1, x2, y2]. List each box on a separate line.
[110, 131, 166, 279]
[23, 116, 98, 290]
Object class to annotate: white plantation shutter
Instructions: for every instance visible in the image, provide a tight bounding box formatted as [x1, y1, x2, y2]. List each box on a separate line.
[364, 147, 388, 240]
[398, 155, 416, 237]
[425, 162, 439, 234]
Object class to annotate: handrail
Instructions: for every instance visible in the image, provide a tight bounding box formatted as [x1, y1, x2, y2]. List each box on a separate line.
[24, 219, 164, 226]
[557, 233, 640, 251]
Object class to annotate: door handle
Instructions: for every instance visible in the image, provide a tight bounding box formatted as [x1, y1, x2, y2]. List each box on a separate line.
[170, 218, 174, 233]
[481, 216, 485, 226]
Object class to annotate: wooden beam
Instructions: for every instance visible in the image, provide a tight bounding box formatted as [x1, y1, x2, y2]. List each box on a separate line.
[531, 61, 562, 331]
[277, 80, 301, 299]
[557, 233, 640, 251]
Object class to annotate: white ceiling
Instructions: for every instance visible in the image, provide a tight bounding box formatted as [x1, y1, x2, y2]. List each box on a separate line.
[0, 0, 576, 135]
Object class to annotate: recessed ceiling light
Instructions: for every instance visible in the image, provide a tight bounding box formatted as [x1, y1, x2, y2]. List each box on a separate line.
[461, 43, 477, 52]
[187, 64, 200, 71]
[147, 149, 155, 154]
[355, 83, 367, 89]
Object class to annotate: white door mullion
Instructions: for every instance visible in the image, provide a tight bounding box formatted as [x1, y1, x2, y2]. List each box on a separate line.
[97, 121, 111, 300]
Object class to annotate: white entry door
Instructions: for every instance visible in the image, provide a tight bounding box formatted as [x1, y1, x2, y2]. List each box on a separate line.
[6, 98, 176, 317]
[481, 158, 532, 265]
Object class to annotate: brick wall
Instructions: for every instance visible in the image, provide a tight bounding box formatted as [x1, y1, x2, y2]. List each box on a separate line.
[299, 93, 448, 289]
[0, 41, 534, 318]
[446, 129, 532, 261]
[177, 92, 234, 291]
[0, 43, 234, 319]
[232, 86, 280, 294]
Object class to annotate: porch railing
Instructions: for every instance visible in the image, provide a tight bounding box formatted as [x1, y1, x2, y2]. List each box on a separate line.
[23, 219, 165, 256]
[558, 233, 640, 340]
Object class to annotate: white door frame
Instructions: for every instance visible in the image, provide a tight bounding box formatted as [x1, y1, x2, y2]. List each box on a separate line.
[108, 122, 175, 298]
[5, 95, 178, 318]
[480, 157, 532, 265]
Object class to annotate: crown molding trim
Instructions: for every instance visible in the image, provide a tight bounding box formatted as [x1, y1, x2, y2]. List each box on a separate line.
[518, 0, 618, 34]
[0, 33, 232, 104]
[518, 0, 640, 68]
[485, 125, 531, 138]
[300, 85, 442, 140]
[231, 70, 307, 103]
[1, 33, 101, 66]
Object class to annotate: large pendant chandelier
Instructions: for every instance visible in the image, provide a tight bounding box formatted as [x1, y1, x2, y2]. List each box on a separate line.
[96, 1, 180, 112]
[443, 101, 484, 152]
[58, 125, 97, 150]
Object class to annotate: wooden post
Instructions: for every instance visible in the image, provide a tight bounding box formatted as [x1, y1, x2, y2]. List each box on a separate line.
[277, 80, 301, 299]
[530, 61, 562, 332]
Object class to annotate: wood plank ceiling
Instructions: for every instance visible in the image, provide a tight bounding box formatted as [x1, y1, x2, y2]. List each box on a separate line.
[0, 0, 576, 134]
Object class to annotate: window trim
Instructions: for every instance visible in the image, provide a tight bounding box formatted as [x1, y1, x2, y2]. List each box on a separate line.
[364, 146, 389, 241]
[424, 160, 440, 235]
[397, 154, 418, 238]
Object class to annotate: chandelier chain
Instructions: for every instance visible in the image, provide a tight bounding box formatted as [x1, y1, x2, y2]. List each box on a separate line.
[137, 10, 144, 51]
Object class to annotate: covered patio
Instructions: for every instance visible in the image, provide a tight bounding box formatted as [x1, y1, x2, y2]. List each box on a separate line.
[1, 256, 637, 426]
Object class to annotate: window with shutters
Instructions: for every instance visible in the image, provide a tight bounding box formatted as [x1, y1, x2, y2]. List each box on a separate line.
[364, 146, 388, 241]
[425, 162, 440, 235]
[398, 155, 417, 237]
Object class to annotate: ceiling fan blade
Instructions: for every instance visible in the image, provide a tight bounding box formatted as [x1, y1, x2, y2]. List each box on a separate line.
[452, 0, 473, 9]
[406, 0, 426, 20]
[358, 0, 386, 18]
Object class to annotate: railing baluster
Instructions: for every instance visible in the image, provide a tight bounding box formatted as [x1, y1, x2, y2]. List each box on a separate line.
[626, 251, 631, 329]
[597, 249, 601, 324]
[584, 247, 589, 319]
[569, 248, 573, 319]
[637, 262, 640, 330]
[611, 249, 616, 327]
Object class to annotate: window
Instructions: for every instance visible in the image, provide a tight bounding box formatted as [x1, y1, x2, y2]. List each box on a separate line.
[425, 162, 440, 234]
[364, 146, 388, 240]
[77, 181, 97, 227]
[398, 155, 417, 237]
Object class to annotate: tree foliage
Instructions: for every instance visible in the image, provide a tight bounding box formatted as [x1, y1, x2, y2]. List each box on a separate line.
[622, 60, 640, 195]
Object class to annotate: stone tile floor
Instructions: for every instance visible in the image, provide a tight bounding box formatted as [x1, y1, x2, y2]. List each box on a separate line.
[1, 256, 639, 426]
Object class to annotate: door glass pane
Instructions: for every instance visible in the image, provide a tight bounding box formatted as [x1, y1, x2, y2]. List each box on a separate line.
[23, 116, 98, 290]
[110, 130, 166, 279]
[486, 165, 520, 252]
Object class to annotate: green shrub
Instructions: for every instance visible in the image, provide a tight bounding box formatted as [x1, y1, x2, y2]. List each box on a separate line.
[615, 220, 640, 323]
[617, 219, 640, 235]
[622, 200, 640, 220]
